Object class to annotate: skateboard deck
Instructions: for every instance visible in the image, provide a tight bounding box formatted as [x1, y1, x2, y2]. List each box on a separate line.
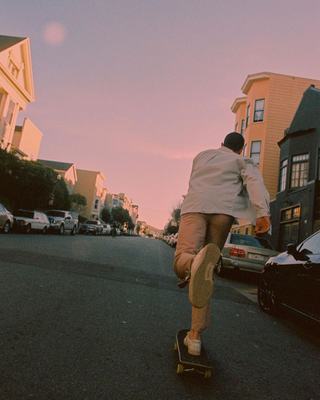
[174, 329, 213, 378]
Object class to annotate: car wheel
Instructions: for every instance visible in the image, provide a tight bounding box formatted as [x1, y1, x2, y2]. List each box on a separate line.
[215, 257, 225, 276]
[25, 224, 31, 234]
[42, 226, 48, 234]
[258, 275, 279, 314]
[3, 221, 11, 233]
[59, 224, 65, 235]
[70, 226, 76, 235]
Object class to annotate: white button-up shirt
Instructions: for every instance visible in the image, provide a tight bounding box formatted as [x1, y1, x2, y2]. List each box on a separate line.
[181, 146, 270, 223]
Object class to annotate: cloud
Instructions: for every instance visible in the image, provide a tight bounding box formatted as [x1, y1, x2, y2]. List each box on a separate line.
[43, 22, 66, 46]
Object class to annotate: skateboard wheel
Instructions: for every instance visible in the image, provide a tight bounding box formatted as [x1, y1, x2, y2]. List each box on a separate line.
[204, 369, 212, 379]
[176, 363, 184, 374]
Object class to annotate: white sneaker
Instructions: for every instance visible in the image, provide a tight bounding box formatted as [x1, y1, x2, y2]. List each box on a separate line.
[183, 332, 201, 356]
[189, 243, 220, 308]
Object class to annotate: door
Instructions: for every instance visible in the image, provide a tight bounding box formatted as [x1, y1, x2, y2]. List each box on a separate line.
[279, 221, 299, 252]
[297, 231, 320, 319]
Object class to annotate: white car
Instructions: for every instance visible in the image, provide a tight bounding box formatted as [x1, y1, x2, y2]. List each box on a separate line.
[14, 210, 50, 233]
[100, 222, 111, 235]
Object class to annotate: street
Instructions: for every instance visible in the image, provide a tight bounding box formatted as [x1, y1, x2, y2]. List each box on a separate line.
[0, 235, 319, 400]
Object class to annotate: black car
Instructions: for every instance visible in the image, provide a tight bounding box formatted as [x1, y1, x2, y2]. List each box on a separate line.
[258, 229, 320, 324]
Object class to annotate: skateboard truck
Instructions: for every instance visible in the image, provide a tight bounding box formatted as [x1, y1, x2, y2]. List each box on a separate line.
[177, 273, 190, 288]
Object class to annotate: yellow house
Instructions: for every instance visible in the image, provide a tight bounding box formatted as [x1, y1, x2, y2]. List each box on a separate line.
[0, 35, 35, 151]
[38, 159, 78, 194]
[12, 118, 42, 160]
[231, 72, 320, 201]
[74, 169, 107, 219]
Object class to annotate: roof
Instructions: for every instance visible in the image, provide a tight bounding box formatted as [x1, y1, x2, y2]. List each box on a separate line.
[286, 85, 320, 135]
[241, 71, 320, 94]
[231, 96, 247, 113]
[241, 72, 271, 94]
[38, 159, 74, 171]
[0, 35, 26, 52]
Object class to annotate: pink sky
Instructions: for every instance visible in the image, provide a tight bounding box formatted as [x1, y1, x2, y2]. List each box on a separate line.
[3, 0, 320, 228]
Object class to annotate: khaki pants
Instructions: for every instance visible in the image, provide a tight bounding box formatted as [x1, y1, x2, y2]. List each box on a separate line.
[174, 213, 234, 333]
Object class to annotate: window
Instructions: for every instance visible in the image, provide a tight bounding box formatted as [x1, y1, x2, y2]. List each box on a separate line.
[5, 100, 15, 125]
[240, 119, 245, 135]
[290, 154, 309, 188]
[298, 231, 320, 255]
[246, 104, 250, 127]
[250, 141, 261, 164]
[254, 99, 265, 122]
[280, 206, 301, 222]
[279, 159, 288, 192]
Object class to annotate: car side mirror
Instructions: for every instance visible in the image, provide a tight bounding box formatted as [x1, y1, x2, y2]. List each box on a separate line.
[287, 243, 297, 256]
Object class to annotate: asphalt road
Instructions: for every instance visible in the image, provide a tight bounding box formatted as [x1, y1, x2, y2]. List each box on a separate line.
[0, 234, 319, 400]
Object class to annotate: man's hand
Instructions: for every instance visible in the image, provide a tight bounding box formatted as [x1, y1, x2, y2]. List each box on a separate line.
[255, 216, 271, 235]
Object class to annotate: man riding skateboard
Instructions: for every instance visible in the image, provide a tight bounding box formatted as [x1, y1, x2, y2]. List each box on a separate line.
[174, 132, 270, 356]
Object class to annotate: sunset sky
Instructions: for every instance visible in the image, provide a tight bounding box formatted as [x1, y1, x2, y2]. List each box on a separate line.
[2, 0, 320, 228]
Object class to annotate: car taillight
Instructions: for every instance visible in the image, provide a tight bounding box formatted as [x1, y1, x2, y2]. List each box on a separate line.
[229, 247, 246, 258]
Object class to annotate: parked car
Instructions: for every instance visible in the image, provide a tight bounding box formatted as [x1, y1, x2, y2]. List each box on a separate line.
[215, 233, 278, 275]
[14, 210, 50, 233]
[258, 230, 320, 325]
[100, 222, 111, 235]
[45, 210, 77, 235]
[79, 220, 104, 235]
[0, 203, 14, 233]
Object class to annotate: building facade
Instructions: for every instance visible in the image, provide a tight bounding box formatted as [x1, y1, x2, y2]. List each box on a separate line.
[271, 85, 320, 250]
[105, 192, 138, 224]
[12, 118, 42, 160]
[231, 72, 320, 201]
[74, 169, 107, 219]
[38, 159, 78, 194]
[0, 35, 35, 151]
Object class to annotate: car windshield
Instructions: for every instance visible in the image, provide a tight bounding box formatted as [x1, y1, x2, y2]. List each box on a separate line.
[230, 234, 265, 248]
[46, 211, 65, 217]
[15, 210, 34, 218]
[86, 220, 97, 224]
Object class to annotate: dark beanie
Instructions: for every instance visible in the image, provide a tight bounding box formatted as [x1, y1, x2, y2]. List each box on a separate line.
[223, 132, 244, 152]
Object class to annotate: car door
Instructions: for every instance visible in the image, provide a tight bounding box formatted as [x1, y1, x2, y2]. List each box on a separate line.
[34, 212, 43, 230]
[271, 252, 302, 309]
[296, 231, 320, 319]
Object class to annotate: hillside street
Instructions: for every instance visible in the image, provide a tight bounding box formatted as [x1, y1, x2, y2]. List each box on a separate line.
[0, 234, 319, 400]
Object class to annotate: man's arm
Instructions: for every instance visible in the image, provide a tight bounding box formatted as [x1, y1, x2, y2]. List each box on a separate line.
[240, 158, 271, 234]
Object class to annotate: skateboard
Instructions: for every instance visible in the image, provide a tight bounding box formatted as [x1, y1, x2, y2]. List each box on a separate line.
[174, 329, 213, 378]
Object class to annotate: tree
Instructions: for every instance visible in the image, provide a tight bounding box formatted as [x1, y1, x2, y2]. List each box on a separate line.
[111, 206, 134, 228]
[100, 207, 112, 223]
[70, 193, 87, 214]
[0, 149, 72, 211]
[51, 178, 71, 210]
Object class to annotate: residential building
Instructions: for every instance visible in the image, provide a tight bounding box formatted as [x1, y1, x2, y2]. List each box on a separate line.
[0, 35, 35, 151]
[74, 169, 107, 219]
[12, 118, 42, 160]
[131, 204, 139, 225]
[105, 192, 138, 224]
[231, 72, 320, 200]
[271, 85, 320, 250]
[38, 159, 78, 194]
